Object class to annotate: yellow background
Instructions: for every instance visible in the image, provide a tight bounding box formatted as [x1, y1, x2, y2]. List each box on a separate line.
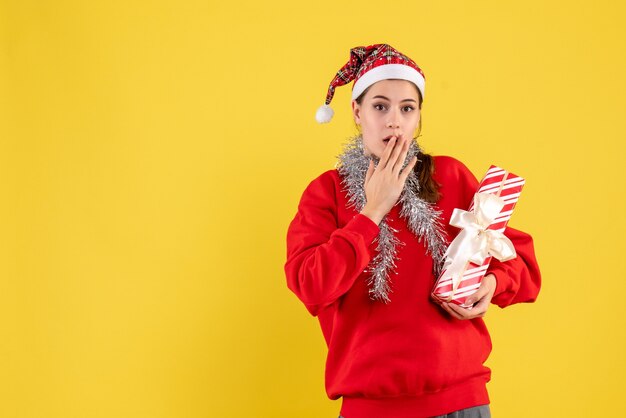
[2, 0, 625, 417]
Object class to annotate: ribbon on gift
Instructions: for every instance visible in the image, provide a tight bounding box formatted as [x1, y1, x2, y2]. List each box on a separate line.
[440, 192, 517, 301]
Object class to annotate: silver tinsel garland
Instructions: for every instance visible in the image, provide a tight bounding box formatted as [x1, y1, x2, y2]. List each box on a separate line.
[335, 134, 449, 303]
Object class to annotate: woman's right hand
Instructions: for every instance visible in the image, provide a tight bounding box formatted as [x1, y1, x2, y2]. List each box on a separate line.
[360, 135, 418, 225]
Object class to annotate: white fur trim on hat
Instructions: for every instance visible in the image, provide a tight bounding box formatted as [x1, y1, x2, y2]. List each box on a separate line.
[351, 64, 425, 101]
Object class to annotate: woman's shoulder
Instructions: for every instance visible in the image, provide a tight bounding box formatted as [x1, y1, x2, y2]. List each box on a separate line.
[432, 154, 470, 172]
[297, 168, 342, 203]
[305, 168, 341, 189]
[431, 155, 477, 184]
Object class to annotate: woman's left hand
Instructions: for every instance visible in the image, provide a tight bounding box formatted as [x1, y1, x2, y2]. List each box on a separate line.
[441, 274, 497, 320]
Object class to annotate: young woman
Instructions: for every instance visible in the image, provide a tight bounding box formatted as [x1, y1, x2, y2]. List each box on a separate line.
[284, 44, 541, 418]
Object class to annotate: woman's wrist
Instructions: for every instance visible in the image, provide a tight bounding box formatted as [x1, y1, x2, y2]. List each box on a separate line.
[360, 206, 384, 225]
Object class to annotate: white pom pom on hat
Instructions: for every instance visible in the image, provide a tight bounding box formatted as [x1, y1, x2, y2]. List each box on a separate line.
[315, 104, 334, 123]
[315, 43, 426, 124]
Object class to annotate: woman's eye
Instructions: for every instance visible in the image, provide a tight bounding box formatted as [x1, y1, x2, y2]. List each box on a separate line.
[402, 106, 415, 112]
[374, 104, 386, 111]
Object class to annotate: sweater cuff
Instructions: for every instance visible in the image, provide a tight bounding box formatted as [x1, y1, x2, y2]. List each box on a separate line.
[344, 213, 380, 245]
[488, 266, 509, 298]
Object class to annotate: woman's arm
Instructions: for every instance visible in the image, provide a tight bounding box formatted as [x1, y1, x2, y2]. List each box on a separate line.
[436, 157, 542, 316]
[286, 138, 417, 315]
[486, 225, 542, 308]
[284, 171, 379, 316]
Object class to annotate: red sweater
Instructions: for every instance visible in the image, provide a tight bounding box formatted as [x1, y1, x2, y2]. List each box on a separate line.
[284, 155, 541, 418]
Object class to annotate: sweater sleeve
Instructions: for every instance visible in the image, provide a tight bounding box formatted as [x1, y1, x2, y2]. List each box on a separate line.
[487, 225, 542, 308]
[440, 157, 542, 309]
[284, 171, 380, 316]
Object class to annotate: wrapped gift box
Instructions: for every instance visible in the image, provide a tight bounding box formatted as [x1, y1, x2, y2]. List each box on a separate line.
[431, 165, 525, 308]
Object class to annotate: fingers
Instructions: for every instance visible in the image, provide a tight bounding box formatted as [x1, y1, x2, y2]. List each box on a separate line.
[392, 136, 411, 173]
[365, 159, 374, 184]
[440, 302, 462, 319]
[388, 136, 408, 173]
[379, 136, 412, 176]
[399, 156, 418, 183]
[441, 299, 487, 320]
[378, 136, 398, 169]
[465, 287, 486, 307]
[451, 301, 482, 319]
[464, 274, 496, 311]
[470, 296, 489, 317]
[364, 135, 416, 217]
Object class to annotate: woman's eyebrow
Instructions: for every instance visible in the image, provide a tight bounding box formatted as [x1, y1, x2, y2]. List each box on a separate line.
[372, 95, 417, 103]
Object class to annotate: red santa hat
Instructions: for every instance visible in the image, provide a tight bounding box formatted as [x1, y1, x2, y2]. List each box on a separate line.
[315, 43, 426, 124]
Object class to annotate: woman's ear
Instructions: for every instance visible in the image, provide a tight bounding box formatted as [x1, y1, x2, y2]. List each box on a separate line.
[351, 100, 361, 124]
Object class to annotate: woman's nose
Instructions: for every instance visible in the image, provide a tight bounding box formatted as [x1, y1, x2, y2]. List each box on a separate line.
[386, 120, 399, 128]
[386, 110, 400, 128]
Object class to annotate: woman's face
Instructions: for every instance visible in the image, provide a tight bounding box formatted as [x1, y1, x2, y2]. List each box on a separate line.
[351, 79, 421, 159]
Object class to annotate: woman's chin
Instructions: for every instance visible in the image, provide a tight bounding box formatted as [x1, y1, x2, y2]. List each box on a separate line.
[363, 146, 381, 160]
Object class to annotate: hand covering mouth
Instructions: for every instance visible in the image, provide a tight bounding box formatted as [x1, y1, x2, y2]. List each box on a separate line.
[383, 135, 401, 143]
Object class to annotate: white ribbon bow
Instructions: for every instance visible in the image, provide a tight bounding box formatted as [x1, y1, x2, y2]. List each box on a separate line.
[440, 192, 517, 300]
